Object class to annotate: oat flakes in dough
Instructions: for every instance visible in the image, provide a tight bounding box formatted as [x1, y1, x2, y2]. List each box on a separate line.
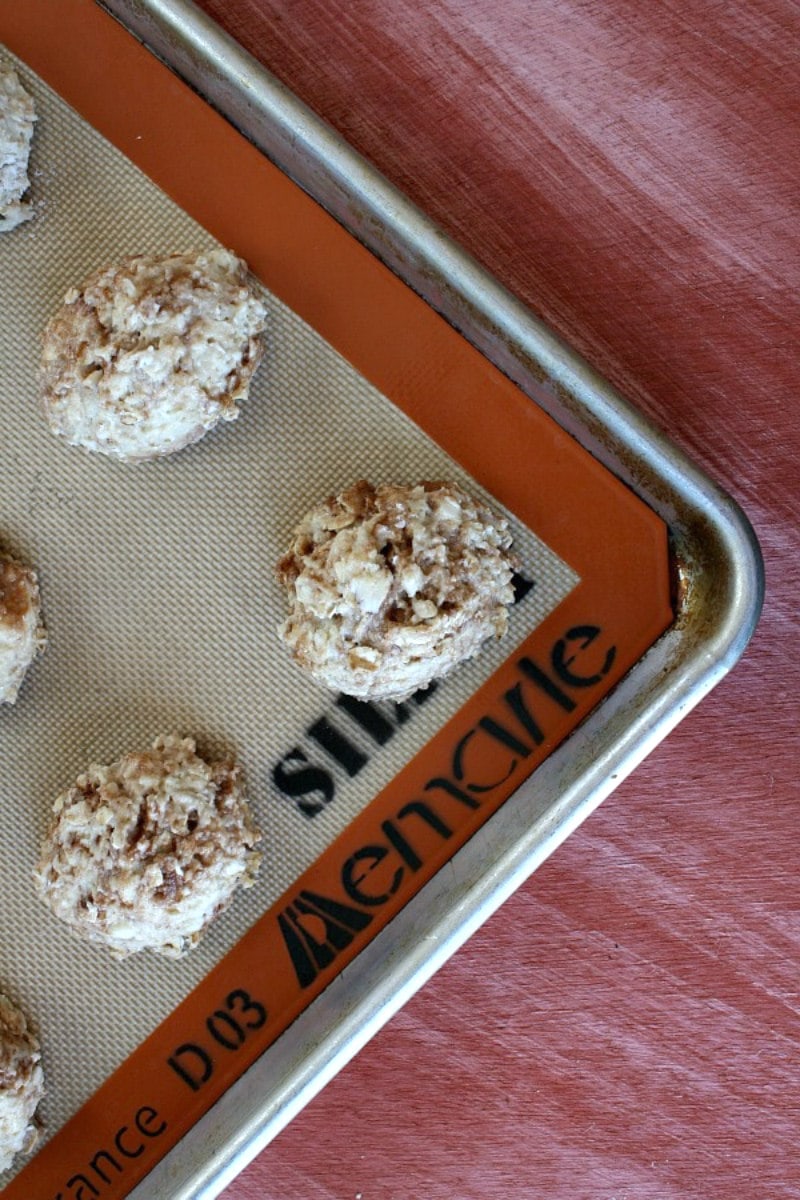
[34, 735, 262, 960]
[0, 58, 36, 232]
[277, 480, 517, 701]
[40, 249, 268, 462]
[0, 555, 46, 706]
[0, 994, 44, 1174]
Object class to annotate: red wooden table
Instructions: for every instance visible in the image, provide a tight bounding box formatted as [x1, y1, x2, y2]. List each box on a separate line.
[190, 3, 799, 1196]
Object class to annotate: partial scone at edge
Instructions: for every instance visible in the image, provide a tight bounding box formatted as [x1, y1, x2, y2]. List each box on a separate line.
[40, 249, 268, 462]
[277, 479, 517, 701]
[0, 993, 44, 1174]
[0, 555, 47, 706]
[0, 59, 37, 233]
[33, 734, 262, 960]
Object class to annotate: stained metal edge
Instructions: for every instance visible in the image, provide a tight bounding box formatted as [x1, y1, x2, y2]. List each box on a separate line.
[137, 617, 746, 1200]
[76, 2, 766, 1196]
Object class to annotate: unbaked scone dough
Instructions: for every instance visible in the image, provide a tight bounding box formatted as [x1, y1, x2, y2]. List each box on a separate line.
[0, 994, 44, 1173]
[0, 555, 46, 706]
[0, 59, 36, 232]
[34, 735, 262, 960]
[40, 249, 268, 462]
[277, 480, 516, 700]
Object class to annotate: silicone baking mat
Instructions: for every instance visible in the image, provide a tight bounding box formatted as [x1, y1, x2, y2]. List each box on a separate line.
[0, 2, 671, 1195]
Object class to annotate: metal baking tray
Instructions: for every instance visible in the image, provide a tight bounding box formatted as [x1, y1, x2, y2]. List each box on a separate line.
[0, 1, 762, 1196]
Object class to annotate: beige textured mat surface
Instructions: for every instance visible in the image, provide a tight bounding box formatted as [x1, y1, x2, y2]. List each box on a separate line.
[0, 49, 578, 1175]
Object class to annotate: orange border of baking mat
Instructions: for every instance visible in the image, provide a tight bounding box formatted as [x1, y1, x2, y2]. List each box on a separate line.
[0, 1, 672, 1195]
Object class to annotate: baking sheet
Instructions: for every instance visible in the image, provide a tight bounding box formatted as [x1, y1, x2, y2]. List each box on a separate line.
[0, 47, 580, 1184]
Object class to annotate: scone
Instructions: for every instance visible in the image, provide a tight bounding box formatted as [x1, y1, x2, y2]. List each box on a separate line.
[277, 480, 516, 701]
[34, 735, 262, 960]
[0, 994, 44, 1173]
[0, 59, 36, 232]
[0, 555, 46, 706]
[40, 249, 268, 462]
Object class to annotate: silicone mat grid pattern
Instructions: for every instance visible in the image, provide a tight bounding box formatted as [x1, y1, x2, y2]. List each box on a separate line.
[0, 50, 579, 1174]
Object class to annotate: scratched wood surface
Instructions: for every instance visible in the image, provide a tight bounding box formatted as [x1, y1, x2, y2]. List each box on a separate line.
[187, 2, 799, 1197]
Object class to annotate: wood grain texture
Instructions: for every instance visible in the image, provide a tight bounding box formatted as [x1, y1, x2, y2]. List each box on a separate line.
[187, 2, 799, 1196]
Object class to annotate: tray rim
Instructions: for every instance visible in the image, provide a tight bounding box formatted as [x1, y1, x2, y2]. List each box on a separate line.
[30, 0, 765, 1194]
